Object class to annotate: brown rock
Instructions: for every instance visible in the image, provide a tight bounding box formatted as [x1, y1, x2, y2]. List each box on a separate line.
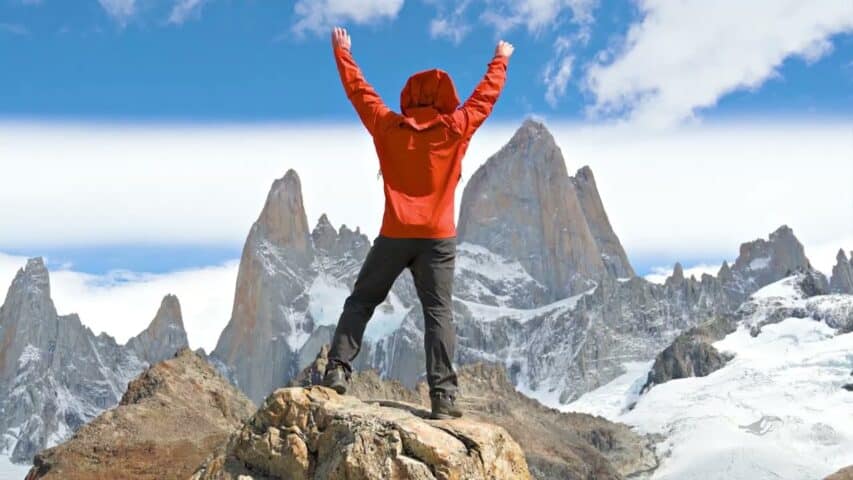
[292, 348, 658, 480]
[25, 348, 255, 480]
[826, 465, 853, 480]
[191, 386, 531, 480]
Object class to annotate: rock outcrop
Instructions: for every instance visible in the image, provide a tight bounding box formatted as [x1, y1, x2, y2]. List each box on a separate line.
[26, 348, 255, 480]
[826, 465, 853, 480]
[191, 386, 532, 480]
[0, 258, 189, 463]
[641, 316, 735, 393]
[457, 119, 633, 299]
[830, 249, 853, 294]
[292, 347, 658, 480]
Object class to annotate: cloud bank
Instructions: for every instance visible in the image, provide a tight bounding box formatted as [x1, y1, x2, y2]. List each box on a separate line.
[1, 120, 850, 272]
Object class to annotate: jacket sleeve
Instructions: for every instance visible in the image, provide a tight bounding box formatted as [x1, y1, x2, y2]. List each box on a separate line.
[333, 46, 393, 136]
[453, 55, 508, 137]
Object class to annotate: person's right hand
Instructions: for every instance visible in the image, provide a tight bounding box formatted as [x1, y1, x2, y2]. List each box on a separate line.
[495, 40, 514, 58]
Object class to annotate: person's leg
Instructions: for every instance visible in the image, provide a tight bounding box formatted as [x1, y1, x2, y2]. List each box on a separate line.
[327, 235, 412, 376]
[409, 237, 458, 399]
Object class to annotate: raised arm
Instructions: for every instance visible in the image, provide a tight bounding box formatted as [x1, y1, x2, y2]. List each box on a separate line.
[453, 40, 514, 137]
[331, 27, 393, 136]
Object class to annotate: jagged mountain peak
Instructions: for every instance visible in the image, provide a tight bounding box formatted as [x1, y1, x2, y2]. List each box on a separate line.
[733, 225, 810, 276]
[837, 248, 849, 263]
[8, 257, 51, 300]
[459, 121, 633, 298]
[254, 170, 313, 263]
[126, 294, 189, 366]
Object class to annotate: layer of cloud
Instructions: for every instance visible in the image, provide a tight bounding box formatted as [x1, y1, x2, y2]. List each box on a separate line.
[585, 0, 853, 128]
[0, 252, 237, 352]
[292, 0, 404, 35]
[1, 120, 850, 276]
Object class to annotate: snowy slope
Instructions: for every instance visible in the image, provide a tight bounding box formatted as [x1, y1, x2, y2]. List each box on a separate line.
[563, 277, 853, 479]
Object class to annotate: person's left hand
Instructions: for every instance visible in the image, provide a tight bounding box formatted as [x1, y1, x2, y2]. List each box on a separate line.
[332, 27, 351, 51]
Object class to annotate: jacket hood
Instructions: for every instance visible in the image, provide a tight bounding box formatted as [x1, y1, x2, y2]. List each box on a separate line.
[400, 69, 460, 116]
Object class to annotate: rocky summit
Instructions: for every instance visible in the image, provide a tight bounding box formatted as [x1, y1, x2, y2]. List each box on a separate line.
[0, 258, 189, 463]
[292, 347, 659, 480]
[458, 119, 633, 299]
[191, 386, 532, 480]
[26, 348, 255, 480]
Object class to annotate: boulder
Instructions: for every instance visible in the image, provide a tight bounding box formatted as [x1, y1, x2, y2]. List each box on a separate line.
[191, 386, 532, 480]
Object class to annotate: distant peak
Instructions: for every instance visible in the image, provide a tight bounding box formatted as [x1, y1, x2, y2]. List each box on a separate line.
[769, 224, 793, 240]
[508, 118, 557, 148]
[156, 294, 183, 325]
[10, 257, 51, 298]
[837, 249, 848, 262]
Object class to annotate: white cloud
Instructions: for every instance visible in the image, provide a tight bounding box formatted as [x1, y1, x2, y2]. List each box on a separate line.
[481, 0, 596, 34]
[98, 0, 136, 26]
[645, 263, 723, 285]
[0, 23, 29, 35]
[168, 0, 207, 25]
[543, 35, 574, 107]
[0, 252, 237, 353]
[429, 0, 473, 44]
[585, 0, 853, 128]
[292, 0, 404, 35]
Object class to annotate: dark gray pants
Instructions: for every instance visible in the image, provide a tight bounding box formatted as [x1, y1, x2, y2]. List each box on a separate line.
[328, 234, 458, 397]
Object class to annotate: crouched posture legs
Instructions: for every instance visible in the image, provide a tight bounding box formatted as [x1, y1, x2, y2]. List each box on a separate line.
[325, 236, 460, 415]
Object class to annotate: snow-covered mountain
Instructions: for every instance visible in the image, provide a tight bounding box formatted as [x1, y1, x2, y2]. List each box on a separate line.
[209, 119, 833, 407]
[564, 274, 853, 479]
[0, 258, 188, 464]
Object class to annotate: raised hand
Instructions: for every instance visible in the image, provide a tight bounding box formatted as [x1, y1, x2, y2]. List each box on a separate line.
[331, 26, 351, 52]
[495, 40, 514, 58]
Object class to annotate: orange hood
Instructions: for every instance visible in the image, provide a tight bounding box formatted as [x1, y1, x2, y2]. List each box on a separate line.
[399, 69, 460, 117]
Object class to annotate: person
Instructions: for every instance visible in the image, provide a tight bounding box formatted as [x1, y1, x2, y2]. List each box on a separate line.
[322, 26, 513, 420]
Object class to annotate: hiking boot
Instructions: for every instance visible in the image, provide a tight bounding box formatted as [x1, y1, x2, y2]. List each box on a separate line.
[322, 364, 349, 394]
[430, 391, 463, 419]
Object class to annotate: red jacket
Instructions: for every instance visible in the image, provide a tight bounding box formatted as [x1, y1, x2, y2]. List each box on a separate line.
[334, 46, 508, 238]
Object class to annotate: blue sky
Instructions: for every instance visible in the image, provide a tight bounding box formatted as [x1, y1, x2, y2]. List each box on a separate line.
[1, 0, 851, 123]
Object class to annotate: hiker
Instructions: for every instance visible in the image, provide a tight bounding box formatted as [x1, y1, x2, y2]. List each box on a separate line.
[323, 26, 513, 419]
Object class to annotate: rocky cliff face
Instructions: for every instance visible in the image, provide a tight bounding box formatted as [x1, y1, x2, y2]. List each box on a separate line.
[830, 249, 853, 294]
[191, 386, 532, 480]
[457, 119, 633, 300]
[0, 258, 189, 464]
[26, 348, 255, 480]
